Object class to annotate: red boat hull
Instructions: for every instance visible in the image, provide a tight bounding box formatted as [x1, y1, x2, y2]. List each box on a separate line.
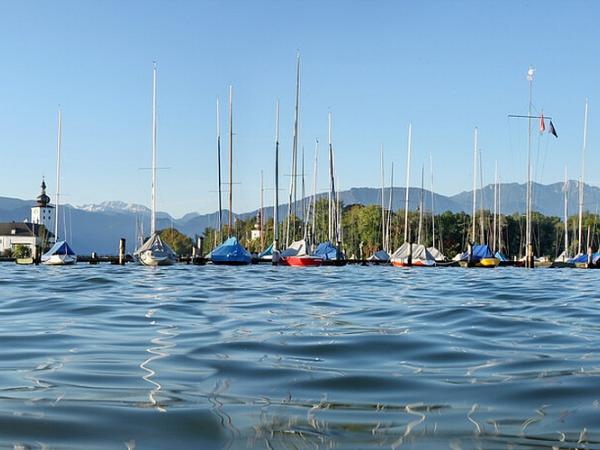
[284, 256, 323, 267]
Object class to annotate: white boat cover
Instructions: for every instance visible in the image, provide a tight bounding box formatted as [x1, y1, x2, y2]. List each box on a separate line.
[391, 242, 435, 265]
[427, 246, 446, 261]
[281, 239, 307, 257]
[134, 233, 177, 261]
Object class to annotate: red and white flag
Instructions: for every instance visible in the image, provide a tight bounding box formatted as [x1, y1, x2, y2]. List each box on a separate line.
[540, 113, 546, 133]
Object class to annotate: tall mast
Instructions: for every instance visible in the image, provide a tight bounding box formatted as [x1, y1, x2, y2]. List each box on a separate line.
[216, 97, 222, 242]
[293, 52, 301, 236]
[328, 112, 334, 242]
[54, 109, 62, 240]
[564, 165, 569, 257]
[493, 161, 498, 252]
[309, 139, 319, 247]
[260, 170, 264, 249]
[228, 85, 233, 236]
[380, 145, 385, 251]
[273, 100, 280, 251]
[472, 127, 478, 243]
[498, 176, 502, 253]
[151, 62, 157, 236]
[387, 164, 394, 252]
[417, 164, 424, 245]
[430, 154, 435, 250]
[301, 146, 306, 237]
[578, 97, 589, 255]
[404, 123, 412, 243]
[479, 148, 484, 244]
[526, 67, 534, 266]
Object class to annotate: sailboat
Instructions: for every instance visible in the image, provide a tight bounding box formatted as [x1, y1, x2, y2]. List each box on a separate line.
[458, 127, 499, 268]
[209, 86, 252, 266]
[284, 139, 323, 267]
[312, 112, 346, 266]
[368, 145, 391, 263]
[134, 63, 177, 267]
[391, 124, 435, 267]
[426, 155, 446, 262]
[42, 110, 77, 265]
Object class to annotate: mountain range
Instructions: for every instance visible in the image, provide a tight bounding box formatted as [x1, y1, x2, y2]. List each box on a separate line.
[2, 181, 599, 255]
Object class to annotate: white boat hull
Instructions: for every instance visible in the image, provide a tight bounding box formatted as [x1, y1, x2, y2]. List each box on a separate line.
[139, 251, 176, 266]
[42, 254, 77, 265]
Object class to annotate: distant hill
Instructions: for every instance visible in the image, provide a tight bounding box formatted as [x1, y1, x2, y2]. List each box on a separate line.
[1, 181, 597, 254]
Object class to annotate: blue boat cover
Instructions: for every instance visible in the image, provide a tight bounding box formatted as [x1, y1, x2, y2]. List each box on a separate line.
[495, 251, 509, 262]
[459, 243, 494, 262]
[43, 240, 76, 257]
[258, 243, 273, 258]
[210, 236, 252, 264]
[570, 252, 600, 264]
[313, 241, 339, 260]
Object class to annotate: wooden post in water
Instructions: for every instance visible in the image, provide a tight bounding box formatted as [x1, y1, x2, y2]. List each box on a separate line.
[90, 252, 98, 265]
[527, 243, 534, 269]
[119, 238, 126, 265]
[198, 236, 204, 259]
[407, 242, 413, 267]
[587, 246, 593, 268]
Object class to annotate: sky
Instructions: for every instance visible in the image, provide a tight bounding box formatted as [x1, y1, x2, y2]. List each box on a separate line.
[0, 0, 598, 217]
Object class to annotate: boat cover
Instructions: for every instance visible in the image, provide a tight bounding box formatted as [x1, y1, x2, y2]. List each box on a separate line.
[459, 243, 494, 262]
[134, 233, 177, 259]
[281, 239, 307, 257]
[570, 252, 600, 264]
[391, 242, 435, 264]
[313, 241, 340, 260]
[427, 246, 446, 261]
[42, 240, 76, 259]
[258, 243, 273, 259]
[368, 249, 390, 261]
[210, 236, 252, 264]
[495, 251, 509, 262]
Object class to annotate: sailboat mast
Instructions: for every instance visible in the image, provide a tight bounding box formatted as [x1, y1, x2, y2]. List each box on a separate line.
[479, 148, 484, 244]
[228, 85, 233, 236]
[404, 123, 412, 243]
[328, 112, 334, 242]
[526, 67, 534, 266]
[273, 100, 280, 251]
[260, 170, 264, 249]
[54, 109, 62, 241]
[216, 98, 222, 242]
[417, 164, 424, 245]
[493, 161, 498, 252]
[151, 63, 157, 237]
[430, 154, 435, 250]
[387, 163, 394, 252]
[292, 53, 301, 237]
[380, 145, 385, 252]
[564, 165, 569, 257]
[301, 146, 306, 238]
[310, 139, 319, 247]
[472, 127, 478, 243]
[578, 98, 589, 255]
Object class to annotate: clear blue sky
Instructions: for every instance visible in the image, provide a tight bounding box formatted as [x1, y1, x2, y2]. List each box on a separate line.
[0, 0, 598, 217]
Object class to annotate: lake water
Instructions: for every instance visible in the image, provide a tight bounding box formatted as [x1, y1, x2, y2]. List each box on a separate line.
[1, 264, 599, 449]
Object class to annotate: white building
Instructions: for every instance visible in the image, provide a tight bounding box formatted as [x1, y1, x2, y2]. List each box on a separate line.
[31, 179, 54, 232]
[0, 180, 54, 259]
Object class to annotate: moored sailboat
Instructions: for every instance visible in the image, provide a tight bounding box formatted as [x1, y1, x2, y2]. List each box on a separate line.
[42, 109, 77, 266]
[134, 62, 177, 266]
[209, 85, 252, 265]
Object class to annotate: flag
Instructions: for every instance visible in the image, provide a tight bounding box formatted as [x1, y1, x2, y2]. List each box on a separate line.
[540, 113, 545, 133]
[549, 120, 558, 138]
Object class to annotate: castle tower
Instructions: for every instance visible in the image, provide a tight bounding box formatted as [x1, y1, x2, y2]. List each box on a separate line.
[31, 179, 54, 238]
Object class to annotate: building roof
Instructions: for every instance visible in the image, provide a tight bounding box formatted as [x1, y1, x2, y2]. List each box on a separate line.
[0, 222, 51, 238]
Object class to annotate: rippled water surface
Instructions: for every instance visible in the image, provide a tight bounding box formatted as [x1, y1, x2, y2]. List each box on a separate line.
[1, 264, 600, 449]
